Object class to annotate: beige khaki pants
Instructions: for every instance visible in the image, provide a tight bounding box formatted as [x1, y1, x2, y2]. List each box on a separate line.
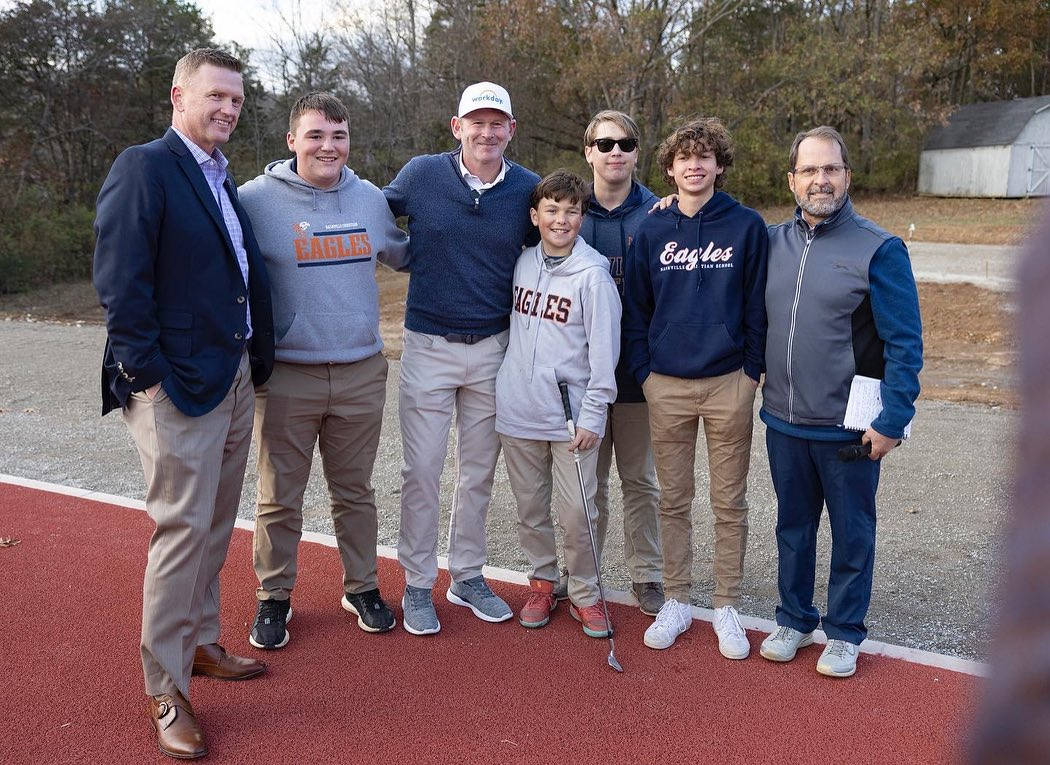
[594, 401, 662, 584]
[398, 329, 508, 588]
[501, 434, 601, 606]
[643, 368, 757, 607]
[124, 351, 254, 699]
[253, 353, 388, 600]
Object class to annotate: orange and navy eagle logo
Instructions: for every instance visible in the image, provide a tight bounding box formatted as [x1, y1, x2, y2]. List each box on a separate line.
[291, 221, 311, 239]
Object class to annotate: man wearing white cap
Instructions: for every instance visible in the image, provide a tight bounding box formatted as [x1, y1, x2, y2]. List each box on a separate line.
[384, 82, 540, 635]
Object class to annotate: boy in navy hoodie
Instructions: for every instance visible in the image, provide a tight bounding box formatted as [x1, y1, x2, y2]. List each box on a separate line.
[622, 117, 768, 657]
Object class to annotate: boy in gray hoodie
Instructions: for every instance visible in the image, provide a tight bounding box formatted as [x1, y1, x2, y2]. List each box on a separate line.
[238, 93, 408, 649]
[495, 171, 621, 638]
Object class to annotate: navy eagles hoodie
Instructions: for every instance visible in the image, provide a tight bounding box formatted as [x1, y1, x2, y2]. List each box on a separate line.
[622, 191, 768, 385]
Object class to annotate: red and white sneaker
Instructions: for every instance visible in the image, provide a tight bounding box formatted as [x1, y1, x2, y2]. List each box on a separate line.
[570, 600, 612, 638]
[519, 579, 557, 628]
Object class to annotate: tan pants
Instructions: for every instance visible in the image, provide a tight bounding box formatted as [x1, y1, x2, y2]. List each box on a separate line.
[594, 401, 662, 584]
[643, 368, 756, 607]
[501, 434, 601, 606]
[253, 354, 388, 600]
[397, 329, 508, 588]
[124, 351, 254, 699]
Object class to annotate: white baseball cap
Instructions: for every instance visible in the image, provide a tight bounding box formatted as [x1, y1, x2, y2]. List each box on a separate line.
[457, 82, 513, 119]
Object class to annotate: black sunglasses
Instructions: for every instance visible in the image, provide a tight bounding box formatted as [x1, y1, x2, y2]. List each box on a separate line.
[590, 137, 638, 153]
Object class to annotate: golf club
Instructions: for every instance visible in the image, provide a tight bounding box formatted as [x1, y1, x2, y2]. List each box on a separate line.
[557, 380, 623, 673]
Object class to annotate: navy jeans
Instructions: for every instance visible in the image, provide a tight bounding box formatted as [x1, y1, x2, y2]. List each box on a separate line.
[766, 427, 881, 644]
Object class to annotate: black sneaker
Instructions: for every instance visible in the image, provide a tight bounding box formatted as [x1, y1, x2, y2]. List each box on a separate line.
[249, 598, 292, 649]
[341, 588, 396, 633]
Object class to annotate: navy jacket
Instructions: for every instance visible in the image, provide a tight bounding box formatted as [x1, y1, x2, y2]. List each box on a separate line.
[582, 180, 659, 403]
[93, 128, 275, 417]
[622, 191, 768, 385]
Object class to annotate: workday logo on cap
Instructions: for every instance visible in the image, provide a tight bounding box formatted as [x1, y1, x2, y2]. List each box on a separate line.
[457, 81, 513, 119]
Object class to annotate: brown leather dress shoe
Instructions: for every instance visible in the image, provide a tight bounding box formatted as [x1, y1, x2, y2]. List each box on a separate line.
[148, 691, 207, 760]
[191, 643, 267, 680]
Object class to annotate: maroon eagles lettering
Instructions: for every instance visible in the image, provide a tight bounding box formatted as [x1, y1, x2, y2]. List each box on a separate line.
[513, 286, 572, 324]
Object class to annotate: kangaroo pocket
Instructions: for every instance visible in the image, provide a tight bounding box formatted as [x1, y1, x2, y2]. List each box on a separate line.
[496, 357, 567, 436]
[278, 312, 379, 356]
[650, 321, 741, 378]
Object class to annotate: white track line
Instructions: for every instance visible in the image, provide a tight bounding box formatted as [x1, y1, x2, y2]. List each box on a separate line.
[3, 473, 987, 677]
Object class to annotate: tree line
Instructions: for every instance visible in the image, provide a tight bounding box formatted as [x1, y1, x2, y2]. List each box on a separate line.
[1, 0, 1048, 292]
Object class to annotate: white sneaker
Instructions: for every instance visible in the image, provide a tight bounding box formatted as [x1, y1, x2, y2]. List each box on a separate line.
[817, 639, 859, 677]
[643, 599, 692, 649]
[759, 625, 814, 662]
[712, 605, 750, 659]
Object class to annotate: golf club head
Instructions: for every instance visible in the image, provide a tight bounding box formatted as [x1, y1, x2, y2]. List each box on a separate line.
[607, 651, 623, 673]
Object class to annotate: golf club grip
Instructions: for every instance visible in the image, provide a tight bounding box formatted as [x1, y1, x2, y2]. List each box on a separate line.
[558, 381, 573, 422]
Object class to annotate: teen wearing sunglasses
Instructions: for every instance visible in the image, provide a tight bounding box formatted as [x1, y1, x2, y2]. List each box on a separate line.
[560, 111, 666, 619]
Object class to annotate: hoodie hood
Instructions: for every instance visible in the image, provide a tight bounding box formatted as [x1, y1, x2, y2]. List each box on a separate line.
[263, 158, 361, 213]
[586, 180, 659, 220]
[650, 189, 740, 226]
[534, 235, 610, 276]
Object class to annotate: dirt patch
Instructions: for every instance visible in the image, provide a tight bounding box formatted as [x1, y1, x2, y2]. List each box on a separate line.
[759, 195, 1042, 246]
[1, 271, 1016, 409]
[918, 282, 1015, 407]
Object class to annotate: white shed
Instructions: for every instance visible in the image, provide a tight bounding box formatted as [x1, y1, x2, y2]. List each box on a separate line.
[918, 95, 1050, 197]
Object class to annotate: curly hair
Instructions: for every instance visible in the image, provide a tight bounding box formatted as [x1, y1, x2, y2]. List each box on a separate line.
[656, 117, 734, 190]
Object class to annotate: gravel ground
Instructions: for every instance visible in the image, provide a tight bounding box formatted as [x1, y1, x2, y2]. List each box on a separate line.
[908, 241, 1017, 291]
[0, 319, 1012, 661]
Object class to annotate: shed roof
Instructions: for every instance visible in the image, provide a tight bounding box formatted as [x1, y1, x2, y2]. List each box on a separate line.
[923, 95, 1050, 150]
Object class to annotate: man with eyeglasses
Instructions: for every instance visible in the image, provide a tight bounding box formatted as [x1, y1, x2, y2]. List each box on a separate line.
[561, 110, 664, 617]
[758, 126, 923, 678]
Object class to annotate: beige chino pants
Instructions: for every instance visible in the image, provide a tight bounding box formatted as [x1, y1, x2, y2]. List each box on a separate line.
[397, 329, 508, 589]
[253, 353, 388, 600]
[124, 351, 254, 699]
[642, 368, 757, 607]
[594, 401, 662, 584]
[501, 434, 601, 606]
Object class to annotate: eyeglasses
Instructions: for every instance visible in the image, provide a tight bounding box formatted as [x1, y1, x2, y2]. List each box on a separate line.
[590, 137, 639, 153]
[792, 164, 847, 179]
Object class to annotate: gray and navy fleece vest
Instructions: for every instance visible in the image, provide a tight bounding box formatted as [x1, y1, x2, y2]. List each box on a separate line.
[762, 199, 892, 428]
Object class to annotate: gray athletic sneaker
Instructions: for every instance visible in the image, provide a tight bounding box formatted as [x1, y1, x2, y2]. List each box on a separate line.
[446, 576, 513, 622]
[402, 585, 441, 635]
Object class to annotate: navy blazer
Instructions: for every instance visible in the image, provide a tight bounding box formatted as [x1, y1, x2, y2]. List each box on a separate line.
[93, 128, 275, 417]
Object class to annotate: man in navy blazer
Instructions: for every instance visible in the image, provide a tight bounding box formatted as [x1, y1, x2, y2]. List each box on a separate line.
[93, 48, 274, 760]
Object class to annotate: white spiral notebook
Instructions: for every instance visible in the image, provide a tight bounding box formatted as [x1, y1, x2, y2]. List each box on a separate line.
[842, 375, 912, 439]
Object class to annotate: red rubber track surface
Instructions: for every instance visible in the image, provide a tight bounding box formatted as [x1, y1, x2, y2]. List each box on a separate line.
[2, 483, 978, 764]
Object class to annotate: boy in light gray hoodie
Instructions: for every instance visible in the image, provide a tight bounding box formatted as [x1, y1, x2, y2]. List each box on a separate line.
[238, 93, 408, 650]
[495, 170, 621, 638]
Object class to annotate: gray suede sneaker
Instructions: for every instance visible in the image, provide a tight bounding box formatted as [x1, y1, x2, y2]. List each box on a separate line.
[446, 576, 513, 622]
[552, 569, 569, 601]
[402, 585, 440, 636]
[632, 581, 665, 616]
